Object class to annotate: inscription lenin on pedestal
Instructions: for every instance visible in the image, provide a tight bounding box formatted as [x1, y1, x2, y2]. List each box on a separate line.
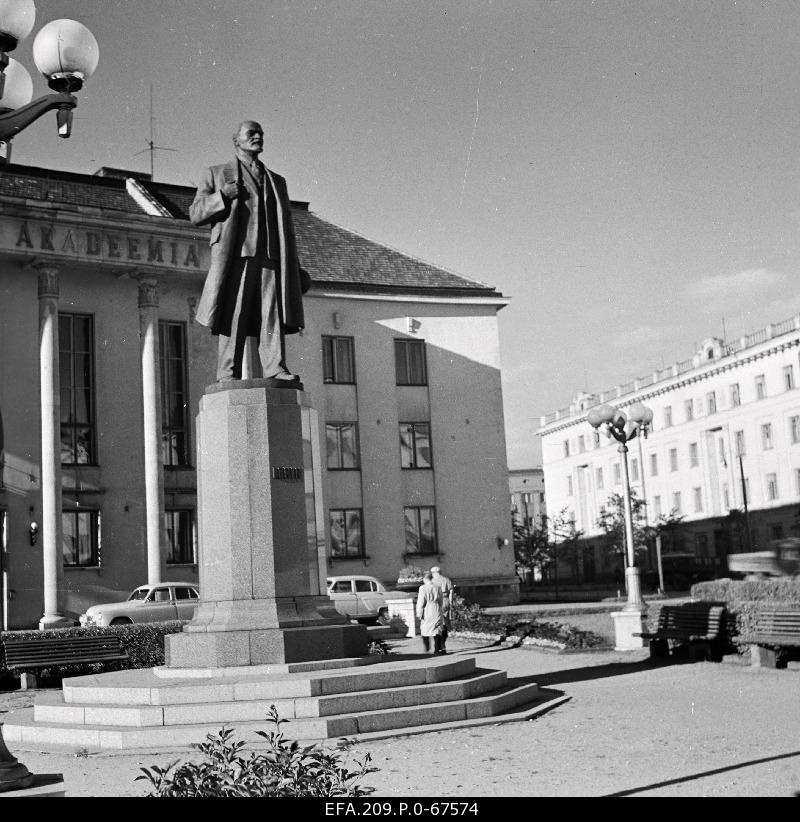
[190, 121, 311, 384]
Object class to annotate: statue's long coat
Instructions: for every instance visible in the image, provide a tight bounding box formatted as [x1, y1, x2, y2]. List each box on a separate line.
[189, 159, 308, 335]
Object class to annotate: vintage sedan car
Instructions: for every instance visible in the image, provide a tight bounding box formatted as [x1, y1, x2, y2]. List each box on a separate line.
[79, 582, 200, 627]
[727, 538, 800, 579]
[326, 575, 413, 623]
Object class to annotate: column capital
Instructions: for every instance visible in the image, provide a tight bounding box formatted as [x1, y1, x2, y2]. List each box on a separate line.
[35, 266, 60, 299]
[138, 278, 160, 309]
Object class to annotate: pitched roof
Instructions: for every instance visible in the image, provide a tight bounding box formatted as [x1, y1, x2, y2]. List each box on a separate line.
[0, 164, 502, 297]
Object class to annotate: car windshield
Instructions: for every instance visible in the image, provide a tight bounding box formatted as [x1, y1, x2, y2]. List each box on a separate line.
[127, 588, 150, 601]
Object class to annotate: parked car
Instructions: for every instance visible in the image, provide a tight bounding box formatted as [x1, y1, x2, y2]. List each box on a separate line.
[326, 575, 413, 623]
[727, 538, 800, 579]
[79, 582, 200, 627]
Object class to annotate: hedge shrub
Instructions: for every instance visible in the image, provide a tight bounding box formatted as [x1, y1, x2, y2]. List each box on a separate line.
[0, 621, 185, 677]
[690, 577, 800, 644]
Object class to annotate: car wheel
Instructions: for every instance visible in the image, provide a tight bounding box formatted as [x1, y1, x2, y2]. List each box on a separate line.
[110, 617, 132, 625]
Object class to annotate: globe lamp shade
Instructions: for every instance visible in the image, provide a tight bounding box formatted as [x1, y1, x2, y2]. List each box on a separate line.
[596, 404, 616, 424]
[33, 18, 98, 92]
[0, 0, 36, 51]
[0, 55, 31, 110]
[586, 407, 604, 428]
[628, 402, 653, 424]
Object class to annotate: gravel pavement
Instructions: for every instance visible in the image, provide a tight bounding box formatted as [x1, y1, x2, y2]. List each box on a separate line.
[1, 636, 799, 798]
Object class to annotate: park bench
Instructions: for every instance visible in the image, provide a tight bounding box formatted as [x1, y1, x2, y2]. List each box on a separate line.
[2, 634, 129, 689]
[734, 607, 800, 668]
[633, 601, 726, 661]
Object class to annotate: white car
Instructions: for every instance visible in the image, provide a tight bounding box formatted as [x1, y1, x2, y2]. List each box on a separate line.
[79, 582, 199, 627]
[326, 575, 412, 623]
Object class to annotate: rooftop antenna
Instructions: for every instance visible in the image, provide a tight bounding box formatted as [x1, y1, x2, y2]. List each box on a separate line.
[133, 84, 177, 180]
[722, 316, 728, 342]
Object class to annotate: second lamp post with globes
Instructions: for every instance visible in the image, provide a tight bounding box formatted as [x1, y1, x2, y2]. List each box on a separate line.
[587, 400, 654, 649]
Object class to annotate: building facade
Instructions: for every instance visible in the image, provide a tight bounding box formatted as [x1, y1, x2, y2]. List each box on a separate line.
[539, 321, 800, 584]
[0, 163, 518, 629]
[508, 468, 546, 531]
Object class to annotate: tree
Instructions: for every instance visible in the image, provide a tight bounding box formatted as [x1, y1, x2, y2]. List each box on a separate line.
[514, 508, 584, 586]
[596, 490, 650, 574]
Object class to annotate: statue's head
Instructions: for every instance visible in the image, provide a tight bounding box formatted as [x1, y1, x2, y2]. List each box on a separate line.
[233, 121, 264, 156]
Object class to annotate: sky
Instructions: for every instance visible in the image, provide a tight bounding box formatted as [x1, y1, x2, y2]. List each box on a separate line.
[9, 0, 800, 469]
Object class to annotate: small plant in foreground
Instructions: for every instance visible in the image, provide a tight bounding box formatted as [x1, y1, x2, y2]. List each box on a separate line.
[137, 705, 378, 797]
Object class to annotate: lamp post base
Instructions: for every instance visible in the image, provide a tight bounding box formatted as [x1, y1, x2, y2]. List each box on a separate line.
[610, 609, 647, 651]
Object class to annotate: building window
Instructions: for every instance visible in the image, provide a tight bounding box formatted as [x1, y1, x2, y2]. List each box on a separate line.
[563, 440, 570, 458]
[164, 510, 195, 564]
[766, 473, 779, 501]
[596, 467, 604, 489]
[399, 422, 432, 469]
[696, 533, 709, 557]
[59, 313, 96, 465]
[395, 339, 427, 386]
[578, 435, 585, 453]
[663, 406, 672, 427]
[791, 416, 800, 445]
[685, 399, 694, 421]
[771, 523, 784, 540]
[761, 423, 774, 450]
[735, 430, 746, 457]
[693, 487, 703, 512]
[730, 383, 741, 407]
[404, 506, 437, 554]
[755, 374, 766, 399]
[795, 469, 800, 497]
[669, 448, 678, 472]
[326, 423, 360, 470]
[566, 476, 573, 496]
[784, 366, 795, 391]
[723, 484, 730, 510]
[159, 321, 190, 467]
[707, 392, 717, 415]
[630, 458, 639, 483]
[330, 508, 363, 557]
[689, 442, 699, 467]
[613, 462, 621, 484]
[650, 453, 659, 477]
[672, 492, 682, 514]
[62, 509, 99, 567]
[653, 496, 662, 518]
[593, 432, 600, 448]
[322, 336, 356, 384]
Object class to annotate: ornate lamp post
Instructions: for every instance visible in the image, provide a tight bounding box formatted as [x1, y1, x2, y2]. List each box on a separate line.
[0, 0, 99, 164]
[588, 400, 654, 649]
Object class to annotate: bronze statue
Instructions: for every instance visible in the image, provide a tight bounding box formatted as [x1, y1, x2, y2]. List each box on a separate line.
[190, 120, 309, 383]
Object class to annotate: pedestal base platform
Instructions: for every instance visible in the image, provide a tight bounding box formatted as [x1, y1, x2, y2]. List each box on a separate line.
[167, 622, 369, 667]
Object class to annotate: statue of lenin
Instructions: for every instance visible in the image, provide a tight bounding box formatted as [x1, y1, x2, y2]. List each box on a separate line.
[190, 120, 310, 383]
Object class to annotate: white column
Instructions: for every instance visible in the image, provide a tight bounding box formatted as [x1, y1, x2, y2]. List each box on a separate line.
[37, 267, 70, 628]
[138, 279, 166, 585]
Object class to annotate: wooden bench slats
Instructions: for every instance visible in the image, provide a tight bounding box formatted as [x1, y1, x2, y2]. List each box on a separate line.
[633, 603, 726, 660]
[736, 608, 800, 662]
[2, 635, 128, 672]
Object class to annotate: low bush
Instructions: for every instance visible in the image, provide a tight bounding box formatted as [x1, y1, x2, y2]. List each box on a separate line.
[448, 594, 607, 650]
[0, 621, 185, 677]
[138, 705, 378, 797]
[691, 577, 800, 644]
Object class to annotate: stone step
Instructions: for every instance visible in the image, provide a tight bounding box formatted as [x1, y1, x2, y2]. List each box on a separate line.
[62, 654, 477, 706]
[3, 681, 542, 751]
[34, 669, 508, 727]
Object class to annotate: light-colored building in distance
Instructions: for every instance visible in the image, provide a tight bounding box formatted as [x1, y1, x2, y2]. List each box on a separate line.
[539, 320, 800, 584]
[0, 163, 518, 628]
[508, 467, 546, 531]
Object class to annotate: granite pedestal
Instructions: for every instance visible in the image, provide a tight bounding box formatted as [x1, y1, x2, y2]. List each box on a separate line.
[166, 381, 367, 668]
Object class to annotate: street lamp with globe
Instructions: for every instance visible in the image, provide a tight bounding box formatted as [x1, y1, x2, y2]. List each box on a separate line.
[587, 400, 654, 649]
[0, 0, 99, 164]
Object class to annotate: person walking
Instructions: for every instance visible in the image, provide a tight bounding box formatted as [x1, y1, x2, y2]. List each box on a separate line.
[430, 566, 454, 652]
[416, 572, 445, 654]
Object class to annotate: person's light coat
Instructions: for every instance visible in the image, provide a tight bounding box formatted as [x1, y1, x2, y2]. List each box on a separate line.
[416, 581, 445, 637]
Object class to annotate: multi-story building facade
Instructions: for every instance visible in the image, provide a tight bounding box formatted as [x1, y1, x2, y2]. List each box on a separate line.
[539, 322, 800, 583]
[0, 163, 518, 628]
[508, 467, 546, 531]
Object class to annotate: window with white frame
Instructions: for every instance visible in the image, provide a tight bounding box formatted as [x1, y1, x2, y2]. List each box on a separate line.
[164, 509, 195, 565]
[653, 496, 662, 518]
[567, 475, 573, 496]
[650, 453, 658, 477]
[730, 383, 741, 407]
[755, 374, 766, 399]
[613, 462, 621, 484]
[790, 415, 800, 445]
[785, 366, 795, 391]
[766, 473, 778, 501]
[672, 492, 681, 514]
[578, 435, 585, 453]
[62, 509, 99, 567]
[685, 399, 694, 421]
[693, 487, 703, 512]
[707, 392, 717, 415]
[563, 440, 570, 458]
[669, 448, 678, 472]
[735, 430, 746, 457]
[761, 423, 774, 450]
[596, 467, 604, 489]
[631, 458, 639, 482]
[689, 442, 699, 467]
[663, 406, 672, 427]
